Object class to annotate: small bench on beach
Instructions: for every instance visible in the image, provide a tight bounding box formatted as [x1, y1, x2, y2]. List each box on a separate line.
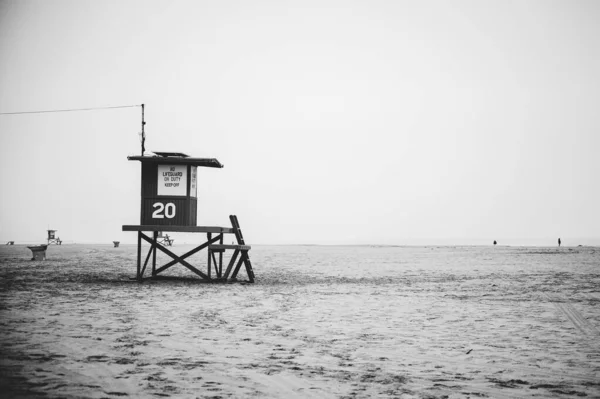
[6, 241, 14, 245]
[27, 244, 48, 261]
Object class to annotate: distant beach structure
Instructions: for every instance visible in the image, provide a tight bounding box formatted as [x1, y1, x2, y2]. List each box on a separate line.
[27, 244, 48, 260]
[47, 229, 62, 245]
[157, 232, 174, 247]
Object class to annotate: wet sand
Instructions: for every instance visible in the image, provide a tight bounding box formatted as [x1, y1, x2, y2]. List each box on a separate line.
[1, 244, 599, 398]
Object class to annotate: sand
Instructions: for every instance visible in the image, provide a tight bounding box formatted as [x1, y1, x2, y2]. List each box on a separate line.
[1, 244, 599, 398]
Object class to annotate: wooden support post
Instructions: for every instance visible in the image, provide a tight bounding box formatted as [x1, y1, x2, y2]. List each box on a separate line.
[136, 231, 142, 282]
[152, 231, 158, 276]
[218, 234, 224, 277]
[207, 232, 212, 280]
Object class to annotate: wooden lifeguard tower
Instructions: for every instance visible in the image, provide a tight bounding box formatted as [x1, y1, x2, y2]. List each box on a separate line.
[47, 229, 62, 245]
[122, 152, 254, 283]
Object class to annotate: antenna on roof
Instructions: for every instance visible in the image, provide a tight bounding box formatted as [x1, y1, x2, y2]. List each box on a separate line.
[141, 104, 146, 156]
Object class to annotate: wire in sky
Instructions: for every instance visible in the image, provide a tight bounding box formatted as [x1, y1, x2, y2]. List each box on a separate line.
[0, 104, 142, 115]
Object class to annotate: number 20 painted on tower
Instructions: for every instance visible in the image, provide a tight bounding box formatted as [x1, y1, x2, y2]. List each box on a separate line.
[152, 202, 176, 219]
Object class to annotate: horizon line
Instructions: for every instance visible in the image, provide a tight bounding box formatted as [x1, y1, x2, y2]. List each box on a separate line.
[2, 241, 598, 248]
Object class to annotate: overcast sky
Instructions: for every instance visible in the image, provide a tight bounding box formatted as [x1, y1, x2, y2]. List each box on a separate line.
[1, 0, 598, 245]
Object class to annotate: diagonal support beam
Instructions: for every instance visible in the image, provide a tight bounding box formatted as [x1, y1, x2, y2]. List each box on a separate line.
[153, 234, 222, 274]
[230, 253, 246, 280]
[244, 255, 255, 283]
[210, 251, 221, 278]
[140, 242, 154, 278]
[140, 233, 215, 280]
[229, 251, 254, 282]
[223, 249, 240, 279]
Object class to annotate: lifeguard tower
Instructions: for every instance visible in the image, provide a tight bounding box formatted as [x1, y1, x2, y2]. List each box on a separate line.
[122, 152, 254, 283]
[47, 229, 62, 245]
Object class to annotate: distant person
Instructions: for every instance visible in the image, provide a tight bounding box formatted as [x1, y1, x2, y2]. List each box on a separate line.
[558, 238, 561, 247]
[493, 240, 497, 245]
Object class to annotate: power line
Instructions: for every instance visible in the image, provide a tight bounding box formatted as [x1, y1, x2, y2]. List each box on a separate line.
[1, 102, 147, 155]
[0, 104, 141, 115]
